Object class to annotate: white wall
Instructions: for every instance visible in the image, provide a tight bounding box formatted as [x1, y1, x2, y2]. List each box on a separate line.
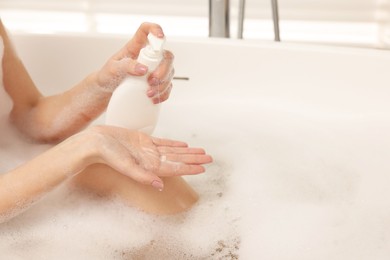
[0, 0, 389, 48]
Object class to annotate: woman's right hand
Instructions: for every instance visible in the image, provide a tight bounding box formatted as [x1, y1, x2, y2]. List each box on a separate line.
[95, 22, 175, 104]
[69, 125, 213, 190]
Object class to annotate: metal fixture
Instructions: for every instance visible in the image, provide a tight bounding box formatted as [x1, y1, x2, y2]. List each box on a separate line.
[209, 0, 280, 41]
[237, 0, 245, 39]
[209, 0, 230, 38]
[271, 0, 280, 41]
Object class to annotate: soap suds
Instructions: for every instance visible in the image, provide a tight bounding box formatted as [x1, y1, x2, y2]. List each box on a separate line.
[2, 91, 390, 259]
[0, 151, 240, 259]
[0, 31, 240, 259]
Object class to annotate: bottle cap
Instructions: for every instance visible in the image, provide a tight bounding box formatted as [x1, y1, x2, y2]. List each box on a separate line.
[148, 34, 165, 53]
[141, 34, 166, 59]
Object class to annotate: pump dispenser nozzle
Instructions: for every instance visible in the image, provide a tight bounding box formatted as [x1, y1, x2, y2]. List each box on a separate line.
[143, 34, 166, 59]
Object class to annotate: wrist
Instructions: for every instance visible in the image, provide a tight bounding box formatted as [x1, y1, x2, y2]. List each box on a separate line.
[85, 72, 113, 95]
[93, 69, 123, 94]
[55, 131, 100, 177]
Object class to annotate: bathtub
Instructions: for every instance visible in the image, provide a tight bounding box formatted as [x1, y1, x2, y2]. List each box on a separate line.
[3, 32, 390, 259]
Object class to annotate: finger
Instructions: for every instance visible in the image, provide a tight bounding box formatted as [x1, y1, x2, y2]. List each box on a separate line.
[122, 163, 163, 189]
[152, 137, 188, 147]
[158, 146, 207, 155]
[147, 78, 172, 96]
[127, 61, 148, 76]
[158, 161, 206, 176]
[124, 166, 164, 191]
[97, 137, 164, 190]
[112, 158, 164, 191]
[151, 83, 172, 104]
[115, 58, 148, 77]
[147, 70, 174, 96]
[123, 22, 164, 60]
[147, 54, 174, 100]
[148, 50, 174, 86]
[162, 154, 213, 165]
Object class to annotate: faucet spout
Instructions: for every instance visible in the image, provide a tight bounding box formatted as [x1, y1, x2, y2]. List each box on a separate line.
[209, 0, 230, 38]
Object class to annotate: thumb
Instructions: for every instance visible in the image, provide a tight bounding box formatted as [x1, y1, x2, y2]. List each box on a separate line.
[117, 57, 148, 77]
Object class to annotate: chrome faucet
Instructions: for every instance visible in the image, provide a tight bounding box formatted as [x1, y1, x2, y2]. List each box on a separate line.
[209, 0, 280, 41]
[237, 0, 245, 39]
[271, 0, 281, 41]
[209, 0, 230, 38]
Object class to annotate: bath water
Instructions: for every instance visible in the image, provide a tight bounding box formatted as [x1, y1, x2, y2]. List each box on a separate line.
[0, 36, 241, 258]
[2, 38, 390, 259]
[0, 121, 241, 259]
[1, 97, 390, 259]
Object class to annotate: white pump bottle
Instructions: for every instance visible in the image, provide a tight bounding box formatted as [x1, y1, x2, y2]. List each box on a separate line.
[105, 34, 166, 134]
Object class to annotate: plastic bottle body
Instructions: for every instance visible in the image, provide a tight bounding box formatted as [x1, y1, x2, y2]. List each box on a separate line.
[105, 77, 160, 134]
[105, 37, 164, 134]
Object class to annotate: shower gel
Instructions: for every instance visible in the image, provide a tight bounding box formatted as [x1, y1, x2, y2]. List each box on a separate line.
[105, 34, 165, 134]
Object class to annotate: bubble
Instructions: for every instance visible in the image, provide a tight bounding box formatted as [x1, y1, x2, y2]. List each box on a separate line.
[2, 65, 390, 259]
[0, 31, 239, 258]
[0, 116, 240, 259]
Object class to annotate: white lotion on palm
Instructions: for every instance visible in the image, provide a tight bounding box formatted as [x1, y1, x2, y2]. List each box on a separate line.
[105, 34, 165, 134]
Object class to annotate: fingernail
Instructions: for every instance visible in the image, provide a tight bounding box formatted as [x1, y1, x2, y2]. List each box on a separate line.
[156, 30, 164, 38]
[151, 180, 164, 191]
[147, 89, 156, 97]
[150, 77, 160, 87]
[135, 63, 148, 74]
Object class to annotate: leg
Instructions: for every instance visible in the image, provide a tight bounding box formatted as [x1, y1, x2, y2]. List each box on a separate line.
[70, 164, 199, 215]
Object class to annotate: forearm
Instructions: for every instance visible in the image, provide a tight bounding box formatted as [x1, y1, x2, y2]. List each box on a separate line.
[13, 73, 112, 142]
[0, 135, 91, 222]
[1, 21, 110, 142]
[0, 125, 213, 221]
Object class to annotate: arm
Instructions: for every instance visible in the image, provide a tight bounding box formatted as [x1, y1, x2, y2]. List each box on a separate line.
[1, 21, 174, 142]
[0, 125, 213, 223]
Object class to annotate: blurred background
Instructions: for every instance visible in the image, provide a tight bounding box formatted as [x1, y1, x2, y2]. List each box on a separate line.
[1, 0, 390, 48]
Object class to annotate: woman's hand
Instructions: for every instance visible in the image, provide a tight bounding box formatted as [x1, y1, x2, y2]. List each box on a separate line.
[0, 125, 211, 222]
[96, 22, 174, 104]
[74, 125, 212, 190]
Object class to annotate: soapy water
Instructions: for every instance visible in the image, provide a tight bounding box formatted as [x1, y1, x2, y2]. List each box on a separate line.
[0, 128, 241, 259]
[0, 94, 241, 258]
[1, 46, 390, 259]
[2, 28, 390, 258]
[0, 35, 241, 258]
[159, 102, 390, 260]
[2, 99, 390, 259]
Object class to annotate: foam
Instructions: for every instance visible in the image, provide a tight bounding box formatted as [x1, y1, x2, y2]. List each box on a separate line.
[1, 31, 239, 258]
[2, 68, 390, 258]
[4, 24, 390, 257]
[0, 73, 240, 258]
[0, 149, 240, 259]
